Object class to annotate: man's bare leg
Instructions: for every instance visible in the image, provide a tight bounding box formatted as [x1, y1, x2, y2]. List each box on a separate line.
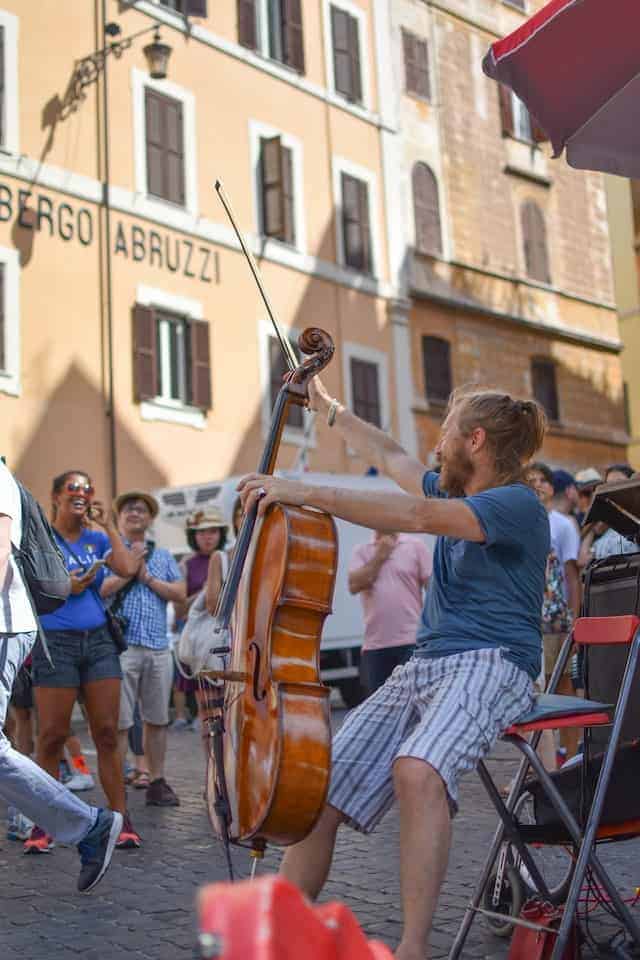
[280, 803, 344, 898]
[394, 758, 451, 960]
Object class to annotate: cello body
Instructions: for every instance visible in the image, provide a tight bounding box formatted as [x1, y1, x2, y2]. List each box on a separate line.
[221, 502, 337, 845]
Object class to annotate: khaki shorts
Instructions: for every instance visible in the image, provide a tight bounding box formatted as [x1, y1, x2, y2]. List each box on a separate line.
[543, 632, 571, 678]
[118, 646, 173, 729]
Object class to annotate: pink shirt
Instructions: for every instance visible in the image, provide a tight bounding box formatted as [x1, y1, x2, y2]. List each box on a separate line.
[350, 535, 433, 651]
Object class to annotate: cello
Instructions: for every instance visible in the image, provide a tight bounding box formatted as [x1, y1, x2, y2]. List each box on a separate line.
[202, 182, 338, 873]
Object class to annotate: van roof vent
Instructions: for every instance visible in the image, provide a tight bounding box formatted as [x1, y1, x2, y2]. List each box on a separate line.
[195, 485, 221, 503]
[162, 492, 187, 507]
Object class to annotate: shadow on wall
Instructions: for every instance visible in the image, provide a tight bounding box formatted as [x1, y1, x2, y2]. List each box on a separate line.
[10, 361, 168, 508]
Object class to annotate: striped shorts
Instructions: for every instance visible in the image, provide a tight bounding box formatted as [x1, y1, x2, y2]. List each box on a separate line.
[329, 647, 534, 832]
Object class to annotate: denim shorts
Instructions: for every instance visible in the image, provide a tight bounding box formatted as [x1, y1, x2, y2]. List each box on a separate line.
[32, 626, 122, 688]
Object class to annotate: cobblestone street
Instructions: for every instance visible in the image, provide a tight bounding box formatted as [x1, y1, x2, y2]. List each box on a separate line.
[1, 708, 639, 959]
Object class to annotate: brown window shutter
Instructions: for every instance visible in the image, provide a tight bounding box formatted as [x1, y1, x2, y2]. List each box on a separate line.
[358, 179, 372, 274]
[342, 173, 372, 273]
[132, 304, 159, 402]
[189, 320, 212, 410]
[261, 136, 286, 241]
[281, 146, 295, 245]
[499, 84, 515, 137]
[414, 38, 430, 100]
[332, 6, 353, 100]
[531, 358, 559, 422]
[269, 337, 303, 428]
[282, 0, 305, 73]
[0, 28, 4, 147]
[237, 0, 257, 49]
[185, 0, 208, 15]
[0, 264, 5, 372]
[402, 30, 417, 94]
[145, 90, 185, 206]
[521, 201, 550, 283]
[145, 89, 165, 200]
[422, 336, 452, 404]
[413, 163, 442, 256]
[531, 113, 549, 143]
[350, 358, 381, 427]
[164, 98, 185, 205]
[348, 14, 362, 103]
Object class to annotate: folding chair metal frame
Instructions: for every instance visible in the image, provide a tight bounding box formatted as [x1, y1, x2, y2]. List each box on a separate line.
[449, 615, 640, 960]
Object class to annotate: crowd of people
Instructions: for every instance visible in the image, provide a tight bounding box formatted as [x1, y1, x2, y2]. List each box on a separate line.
[0, 383, 638, 949]
[0, 468, 236, 867]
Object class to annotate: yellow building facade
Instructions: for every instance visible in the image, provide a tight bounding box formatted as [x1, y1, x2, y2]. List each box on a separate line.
[0, 0, 628, 509]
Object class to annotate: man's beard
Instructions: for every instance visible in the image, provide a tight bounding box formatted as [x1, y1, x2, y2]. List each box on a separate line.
[438, 444, 473, 497]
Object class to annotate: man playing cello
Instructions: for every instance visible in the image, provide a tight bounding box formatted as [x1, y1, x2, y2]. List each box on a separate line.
[238, 381, 550, 960]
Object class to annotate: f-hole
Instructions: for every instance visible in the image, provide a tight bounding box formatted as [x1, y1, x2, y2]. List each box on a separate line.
[249, 641, 266, 700]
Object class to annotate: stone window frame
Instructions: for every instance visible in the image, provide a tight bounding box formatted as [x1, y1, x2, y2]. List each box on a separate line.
[332, 155, 381, 278]
[257, 317, 314, 447]
[323, 0, 372, 112]
[132, 68, 198, 219]
[342, 341, 390, 435]
[0, 9, 18, 155]
[249, 120, 308, 255]
[0, 245, 20, 397]
[136, 284, 207, 429]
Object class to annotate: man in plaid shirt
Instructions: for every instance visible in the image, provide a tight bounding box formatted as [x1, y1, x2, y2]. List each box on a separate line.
[102, 490, 186, 809]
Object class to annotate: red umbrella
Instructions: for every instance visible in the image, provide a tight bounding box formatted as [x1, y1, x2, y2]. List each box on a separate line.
[483, 0, 640, 178]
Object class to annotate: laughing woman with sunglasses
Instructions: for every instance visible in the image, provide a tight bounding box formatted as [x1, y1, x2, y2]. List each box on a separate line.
[25, 470, 140, 854]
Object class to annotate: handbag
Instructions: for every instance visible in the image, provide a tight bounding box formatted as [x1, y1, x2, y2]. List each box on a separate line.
[177, 550, 228, 675]
[507, 900, 578, 960]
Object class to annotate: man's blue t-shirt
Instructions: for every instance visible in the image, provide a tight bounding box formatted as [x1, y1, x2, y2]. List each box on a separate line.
[415, 472, 550, 680]
[41, 530, 112, 632]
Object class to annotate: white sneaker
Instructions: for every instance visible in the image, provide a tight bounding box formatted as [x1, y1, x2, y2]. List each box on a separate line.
[65, 771, 95, 792]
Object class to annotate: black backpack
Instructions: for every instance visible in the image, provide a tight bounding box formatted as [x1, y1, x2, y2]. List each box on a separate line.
[12, 481, 71, 614]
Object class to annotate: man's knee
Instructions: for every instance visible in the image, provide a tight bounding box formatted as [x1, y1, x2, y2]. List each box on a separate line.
[393, 757, 446, 802]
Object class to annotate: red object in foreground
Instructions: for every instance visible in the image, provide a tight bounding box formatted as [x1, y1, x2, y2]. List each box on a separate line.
[197, 875, 394, 960]
[483, 0, 640, 178]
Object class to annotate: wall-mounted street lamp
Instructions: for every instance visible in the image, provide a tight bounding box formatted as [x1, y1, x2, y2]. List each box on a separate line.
[70, 21, 172, 103]
[143, 28, 173, 80]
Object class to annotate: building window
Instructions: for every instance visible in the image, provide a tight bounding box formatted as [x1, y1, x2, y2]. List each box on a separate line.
[402, 29, 430, 100]
[341, 173, 372, 274]
[260, 136, 295, 244]
[422, 336, 452, 405]
[158, 0, 208, 12]
[331, 5, 362, 103]
[132, 303, 211, 410]
[350, 358, 381, 426]
[521, 201, 551, 284]
[238, 0, 258, 48]
[0, 11, 18, 154]
[145, 88, 186, 206]
[531, 358, 559, 423]
[499, 85, 546, 143]
[0, 264, 5, 374]
[269, 335, 304, 429]
[504, 0, 526, 10]
[413, 163, 442, 256]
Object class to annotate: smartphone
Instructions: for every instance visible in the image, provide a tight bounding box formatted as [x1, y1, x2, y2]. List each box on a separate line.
[82, 559, 106, 578]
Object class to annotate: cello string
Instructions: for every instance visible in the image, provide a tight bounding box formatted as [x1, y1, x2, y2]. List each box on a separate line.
[214, 179, 298, 373]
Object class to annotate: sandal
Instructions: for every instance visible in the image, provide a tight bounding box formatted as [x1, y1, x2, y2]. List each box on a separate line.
[132, 770, 151, 789]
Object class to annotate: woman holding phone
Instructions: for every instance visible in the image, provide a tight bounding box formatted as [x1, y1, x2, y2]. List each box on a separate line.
[25, 470, 140, 854]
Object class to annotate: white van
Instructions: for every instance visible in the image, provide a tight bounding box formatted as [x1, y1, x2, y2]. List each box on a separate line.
[152, 472, 433, 707]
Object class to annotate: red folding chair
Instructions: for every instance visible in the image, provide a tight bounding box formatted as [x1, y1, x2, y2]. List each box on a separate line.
[449, 615, 640, 960]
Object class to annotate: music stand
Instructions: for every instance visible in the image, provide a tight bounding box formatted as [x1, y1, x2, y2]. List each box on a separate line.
[585, 478, 640, 544]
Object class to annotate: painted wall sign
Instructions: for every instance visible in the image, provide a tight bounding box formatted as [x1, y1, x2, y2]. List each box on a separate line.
[0, 181, 218, 284]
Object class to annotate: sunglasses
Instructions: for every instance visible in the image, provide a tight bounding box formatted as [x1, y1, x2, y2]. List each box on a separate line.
[65, 481, 94, 497]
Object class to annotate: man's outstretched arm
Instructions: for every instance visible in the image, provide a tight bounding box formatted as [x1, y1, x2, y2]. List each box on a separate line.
[309, 378, 427, 497]
[238, 476, 485, 543]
